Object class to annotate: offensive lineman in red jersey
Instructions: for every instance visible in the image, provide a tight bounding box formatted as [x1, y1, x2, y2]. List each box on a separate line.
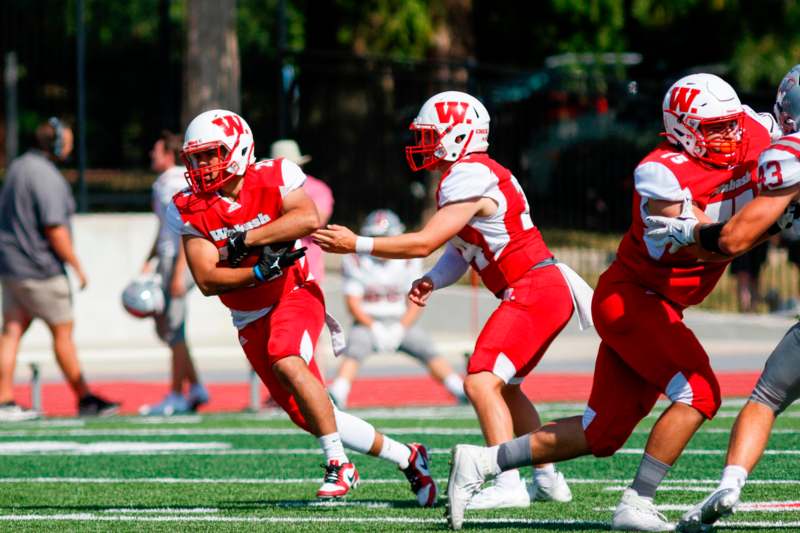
[444, 74, 782, 531]
[314, 91, 595, 510]
[167, 109, 437, 505]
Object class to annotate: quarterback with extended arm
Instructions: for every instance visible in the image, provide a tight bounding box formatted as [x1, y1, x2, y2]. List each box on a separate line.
[443, 74, 782, 531]
[167, 109, 436, 506]
[315, 91, 594, 513]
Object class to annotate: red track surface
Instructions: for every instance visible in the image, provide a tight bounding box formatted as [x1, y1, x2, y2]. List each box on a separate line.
[13, 371, 762, 417]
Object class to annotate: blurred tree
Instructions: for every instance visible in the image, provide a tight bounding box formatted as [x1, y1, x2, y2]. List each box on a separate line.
[182, 0, 240, 126]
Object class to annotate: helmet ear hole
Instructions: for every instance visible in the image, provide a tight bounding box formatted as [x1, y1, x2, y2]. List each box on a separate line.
[454, 134, 466, 144]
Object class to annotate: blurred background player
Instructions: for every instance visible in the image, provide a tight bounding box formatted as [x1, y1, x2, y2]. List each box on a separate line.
[315, 90, 593, 511]
[136, 131, 209, 416]
[328, 209, 466, 409]
[171, 109, 436, 505]
[728, 242, 769, 312]
[0, 118, 119, 418]
[645, 64, 800, 533]
[444, 74, 781, 531]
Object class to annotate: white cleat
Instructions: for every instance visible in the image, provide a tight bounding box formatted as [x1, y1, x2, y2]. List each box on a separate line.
[466, 478, 530, 510]
[446, 444, 495, 530]
[0, 402, 39, 422]
[612, 488, 673, 531]
[529, 469, 573, 502]
[139, 392, 190, 416]
[676, 487, 740, 533]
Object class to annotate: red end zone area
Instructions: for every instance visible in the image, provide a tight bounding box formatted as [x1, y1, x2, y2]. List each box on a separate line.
[12, 371, 763, 417]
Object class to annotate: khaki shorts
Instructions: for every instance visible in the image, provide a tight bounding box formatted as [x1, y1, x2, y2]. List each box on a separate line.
[1, 275, 73, 325]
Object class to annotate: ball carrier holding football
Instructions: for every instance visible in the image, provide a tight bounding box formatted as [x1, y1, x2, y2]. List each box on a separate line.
[315, 91, 594, 511]
[168, 109, 436, 505]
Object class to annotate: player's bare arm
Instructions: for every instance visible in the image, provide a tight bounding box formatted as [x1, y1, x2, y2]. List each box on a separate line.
[313, 197, 495, 258]
[243, 188, 320, 247]
[713, 186, 800, 255]
[183, 234, 256, 296]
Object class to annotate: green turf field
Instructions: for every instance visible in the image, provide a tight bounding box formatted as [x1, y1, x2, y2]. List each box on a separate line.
[0, 400, 798, 532]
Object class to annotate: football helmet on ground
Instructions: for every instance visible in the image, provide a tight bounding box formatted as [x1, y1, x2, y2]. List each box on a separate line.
[360, 209, 406, 237]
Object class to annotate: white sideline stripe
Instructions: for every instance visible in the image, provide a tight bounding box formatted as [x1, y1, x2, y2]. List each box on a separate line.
[0, 514, 799, 528]
[0, 514, 609, 526]
[1, 426, 795, 437]
[0, 427, 486, 437]
[101, 508, 217, 514]
[599, 501, 800, 512]
[3, 477, 800, 485]
[3, 445, 800, 456]
[604, 485, 715, 492]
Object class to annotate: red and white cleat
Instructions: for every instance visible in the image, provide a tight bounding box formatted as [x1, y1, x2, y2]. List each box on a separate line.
[403, 443, 438, 507]
[316, 460, 359, 499]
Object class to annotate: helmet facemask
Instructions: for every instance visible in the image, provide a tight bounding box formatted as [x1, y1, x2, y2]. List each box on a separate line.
[696, 112, 748, 167]
[405, 124, 445, 171]
[182, 142, 236, 193]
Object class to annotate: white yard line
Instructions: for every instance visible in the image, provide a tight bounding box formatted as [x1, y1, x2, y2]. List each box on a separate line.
[3, 477, 800, 485]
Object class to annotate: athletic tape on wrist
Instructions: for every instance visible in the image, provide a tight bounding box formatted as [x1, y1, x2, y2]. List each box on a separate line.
[355, 236, 374, 254]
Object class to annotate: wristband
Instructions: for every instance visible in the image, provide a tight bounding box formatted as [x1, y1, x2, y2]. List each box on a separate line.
[698, 222, 727, 255]
[355, 236, 374, 254]
[252, 265, 266, 283]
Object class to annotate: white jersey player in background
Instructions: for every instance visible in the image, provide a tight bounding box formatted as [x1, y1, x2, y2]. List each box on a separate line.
[316, 90, 594, 511]
[328, 209, 466, 409]
[645, 64, 800, 532]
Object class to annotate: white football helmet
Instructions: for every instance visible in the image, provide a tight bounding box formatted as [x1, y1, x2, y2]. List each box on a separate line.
[406, 91, 490, 171]
[181, 109, 256, 193]
[662, 73, 746, 167]
[122, 275, 165, 318]
[774, 64, 800, 135]
[361, 209, 406, 237]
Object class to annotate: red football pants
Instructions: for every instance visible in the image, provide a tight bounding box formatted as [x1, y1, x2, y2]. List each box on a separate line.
[237, 283, 326, 433]
[584, 264, 721, 457]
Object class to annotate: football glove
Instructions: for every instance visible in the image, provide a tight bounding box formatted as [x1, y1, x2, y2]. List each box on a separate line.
[644, 193, 698, 254]
[370, 321, 405, 352]
[253, 244, 307, 283]
[226, 230, 250, 267]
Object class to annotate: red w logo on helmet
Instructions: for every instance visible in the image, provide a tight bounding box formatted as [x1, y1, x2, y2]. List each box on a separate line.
[212, 115, 245, 137]
[434, 102, 471, 125]
[669, 87, 701, 114]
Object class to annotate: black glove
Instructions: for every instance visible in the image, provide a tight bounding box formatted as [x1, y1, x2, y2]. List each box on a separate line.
[253, 244, 307, 283]
[226, 230, 250, 267]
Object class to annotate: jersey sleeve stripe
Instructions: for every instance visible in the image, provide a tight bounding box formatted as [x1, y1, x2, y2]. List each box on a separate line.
[770, 143, 800, 160]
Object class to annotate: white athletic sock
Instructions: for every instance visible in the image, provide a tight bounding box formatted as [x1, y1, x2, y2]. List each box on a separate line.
[333, 407, 376, 455]
[379, 436, 411, 469]
[319, 432, 348, 464]
[443, 373, 466, 400]
[329, 378, 351, 405]
[494, 469, 522, 489]
[533, 463, 556, 482]
[487, 445, 503, 476]
[719, 465, 748, 490]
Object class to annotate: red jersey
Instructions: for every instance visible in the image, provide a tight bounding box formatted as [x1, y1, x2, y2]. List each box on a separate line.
[614, 107, 778, 306]
[436, 153, 552, 295]
[168, 158, 311, 328]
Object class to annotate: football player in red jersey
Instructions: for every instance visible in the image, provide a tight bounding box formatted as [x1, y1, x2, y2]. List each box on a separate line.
[443, 74, 783, 531]
[168, 109, 436, 505]
[314, 91, 594, 510]
[646, 65, 800, 533]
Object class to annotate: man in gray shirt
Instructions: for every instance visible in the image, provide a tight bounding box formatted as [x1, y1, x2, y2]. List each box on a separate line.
[0, 118, 119, 419]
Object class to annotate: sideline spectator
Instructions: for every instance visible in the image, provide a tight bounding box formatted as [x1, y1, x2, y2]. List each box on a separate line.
[328, 209, 466, 409]
[0, 118, 119, 419]
[136, 131, 209, 416]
